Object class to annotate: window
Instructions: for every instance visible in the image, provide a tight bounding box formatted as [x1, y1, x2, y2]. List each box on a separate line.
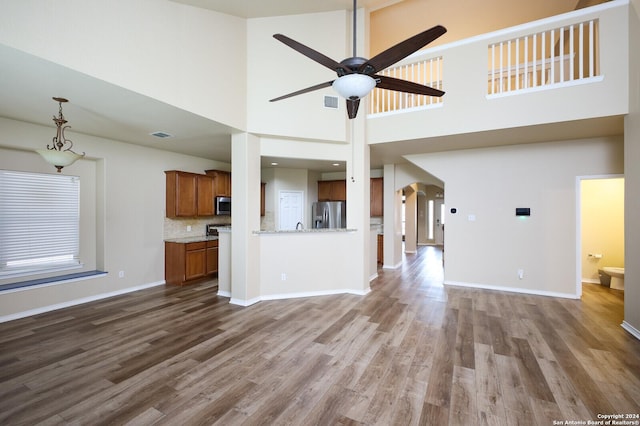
[0, 170, 81, 278]
[428, 199, 434, 240]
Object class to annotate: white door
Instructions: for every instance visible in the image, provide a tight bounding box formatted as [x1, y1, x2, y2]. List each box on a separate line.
[279, 190, 304, 230]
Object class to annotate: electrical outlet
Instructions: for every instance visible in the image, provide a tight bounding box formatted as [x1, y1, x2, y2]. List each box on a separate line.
[517, 269, 524, 279]
[281, 273, 287, 281]
[119, 270, 125, 278]
[187, 225, 192, 232]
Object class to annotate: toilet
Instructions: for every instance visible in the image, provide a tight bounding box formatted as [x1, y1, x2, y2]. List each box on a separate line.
[599, 267, 625, 290]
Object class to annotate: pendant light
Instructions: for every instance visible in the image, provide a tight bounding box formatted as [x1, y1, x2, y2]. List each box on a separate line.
[36, 97, 85, 173]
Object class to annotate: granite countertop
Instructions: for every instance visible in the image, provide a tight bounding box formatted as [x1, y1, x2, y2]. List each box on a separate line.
[164, 235, 219, 243]
[253, 228, 357, 235]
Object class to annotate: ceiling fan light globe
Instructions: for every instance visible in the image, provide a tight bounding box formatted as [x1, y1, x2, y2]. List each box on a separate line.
[332, 74, 376, 100]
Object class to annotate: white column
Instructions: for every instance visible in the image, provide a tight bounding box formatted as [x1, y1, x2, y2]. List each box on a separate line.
[404, 184, 417, 253]
[230, 132, 261, 305]
[346, 110, 371, 293]
[383, 163, 402, 269]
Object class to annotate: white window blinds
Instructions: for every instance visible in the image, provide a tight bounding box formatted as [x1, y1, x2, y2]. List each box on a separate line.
[0, 170, 81, 277]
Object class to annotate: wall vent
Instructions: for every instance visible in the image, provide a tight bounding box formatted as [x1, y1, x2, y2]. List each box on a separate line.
[150, 131, 173, 138]
[324, 95, 339, 109]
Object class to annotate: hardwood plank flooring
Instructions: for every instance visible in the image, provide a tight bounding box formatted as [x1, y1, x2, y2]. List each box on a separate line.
[1, 246, 639, 425]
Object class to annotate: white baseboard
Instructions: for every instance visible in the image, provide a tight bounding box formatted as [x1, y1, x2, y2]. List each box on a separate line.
[383, 261, 402, 270]
[444, 280, 580, 299]
[217, 290, 231, 298]
[622, 321, 640, 341]
[369, 272, 379, 282]
[257, 287, 371, 303]
[229, 296, 261, 307]
[0, 280, 166, 323]
[582, 278, 601, 284]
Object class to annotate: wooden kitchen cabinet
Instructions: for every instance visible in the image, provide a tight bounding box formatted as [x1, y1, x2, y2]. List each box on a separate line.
[165, 239, 218, 286]
[165, 170, 214, 218]
[318, 180, 346, 202]
[205, 169, 231, 197]
[370, 177, 384, 217]
[185, 241, 206, 281]
[197, 174, 215, 216]
[165, 170, 197, 217]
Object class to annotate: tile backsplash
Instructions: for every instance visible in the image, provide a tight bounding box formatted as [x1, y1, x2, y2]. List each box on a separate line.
[164, 217, 231, 239]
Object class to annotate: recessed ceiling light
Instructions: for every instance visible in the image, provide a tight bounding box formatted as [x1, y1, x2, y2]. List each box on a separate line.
[271, 162, 278, 166]
[332, 163, 340, 167]
[150, 131, 173, 138]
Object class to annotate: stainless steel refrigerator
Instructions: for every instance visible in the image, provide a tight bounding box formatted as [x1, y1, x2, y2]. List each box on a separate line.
[312, 201, 346, 229]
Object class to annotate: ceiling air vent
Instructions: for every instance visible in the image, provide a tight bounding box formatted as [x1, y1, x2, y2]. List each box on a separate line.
[324, 95, 339, 109]
[150, 131, 173, 138]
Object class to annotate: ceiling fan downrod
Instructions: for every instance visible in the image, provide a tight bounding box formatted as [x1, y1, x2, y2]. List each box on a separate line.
[352, 0, 357, 58]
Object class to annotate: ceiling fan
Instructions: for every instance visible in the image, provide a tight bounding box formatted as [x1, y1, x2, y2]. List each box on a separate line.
[269, 0, 447, 119]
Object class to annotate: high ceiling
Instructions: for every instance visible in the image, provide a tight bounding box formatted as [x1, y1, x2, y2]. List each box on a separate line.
[170, 0, 401, 18]
[0, 0, 621, 173]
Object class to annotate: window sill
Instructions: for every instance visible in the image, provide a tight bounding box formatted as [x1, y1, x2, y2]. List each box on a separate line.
[0, 270, 108, 293]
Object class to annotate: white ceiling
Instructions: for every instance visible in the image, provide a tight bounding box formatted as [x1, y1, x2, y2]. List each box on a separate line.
[0, 0, 624, 174]
[0, 43, 235, 162]
[169, 0, 402, 18]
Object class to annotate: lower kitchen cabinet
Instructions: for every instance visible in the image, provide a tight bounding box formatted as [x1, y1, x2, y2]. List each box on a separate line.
[165, 239, 218, 286]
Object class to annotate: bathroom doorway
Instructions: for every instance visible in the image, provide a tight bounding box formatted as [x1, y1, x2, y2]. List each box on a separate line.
[577, 175, 624, 297]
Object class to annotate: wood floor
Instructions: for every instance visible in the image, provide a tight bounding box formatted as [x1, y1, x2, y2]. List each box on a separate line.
[1, 246, 639, 425]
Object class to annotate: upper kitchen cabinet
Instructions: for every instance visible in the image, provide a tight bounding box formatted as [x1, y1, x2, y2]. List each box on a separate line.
[318, 180, 346, 202]
[165, 170, 214, 218]
[370, 177, 383, 217]
[197, 174, 215, 216]
[206, 170, 231, 197]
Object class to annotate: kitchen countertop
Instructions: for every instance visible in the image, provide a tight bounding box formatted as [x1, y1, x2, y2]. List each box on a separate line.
[253, 228, 357, 235]
[164, 235, 219, 243]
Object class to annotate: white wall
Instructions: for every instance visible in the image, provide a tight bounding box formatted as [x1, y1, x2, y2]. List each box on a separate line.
[0, 0, 247, 129]
[259, 232, 367, 297]
[246, 11, 348, 140]
[624, 0, 640, 336]
[367, 2, 629, 145]
[0, 117, 222, 319]
[407, 136, 623, 297]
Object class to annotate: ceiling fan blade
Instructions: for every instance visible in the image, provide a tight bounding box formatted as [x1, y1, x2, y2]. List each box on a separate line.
[346, 98, 360, 119]
[375, 75, 445, 97]
[360, 25, 447, 74]
[270, 80, 334, 102]
[273, 34, 349, 74]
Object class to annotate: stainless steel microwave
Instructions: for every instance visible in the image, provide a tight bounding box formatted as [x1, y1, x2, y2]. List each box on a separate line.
[216, 196, 231, 215]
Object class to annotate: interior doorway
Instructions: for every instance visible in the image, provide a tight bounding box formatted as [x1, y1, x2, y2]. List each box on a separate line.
[279, 190, 304, 230]
[576, 175, 624, 297]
